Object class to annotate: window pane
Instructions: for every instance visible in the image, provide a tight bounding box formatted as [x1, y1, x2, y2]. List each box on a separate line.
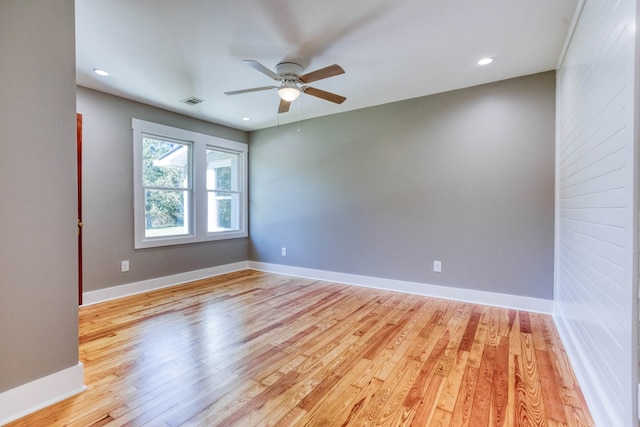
[207, 148, 239, 191]
[208, 192, 239, 232]
[143, 137, 189, 188]
[145, 189, 189, 237]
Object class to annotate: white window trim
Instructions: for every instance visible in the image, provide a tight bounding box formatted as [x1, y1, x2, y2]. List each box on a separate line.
[132, 118, 248, 249]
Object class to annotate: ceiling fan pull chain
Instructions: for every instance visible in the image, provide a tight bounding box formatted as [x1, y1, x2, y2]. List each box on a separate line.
[297, 96, 301, 132]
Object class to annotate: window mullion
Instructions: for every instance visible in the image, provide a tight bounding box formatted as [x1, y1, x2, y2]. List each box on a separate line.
[193, 139, 208, 238]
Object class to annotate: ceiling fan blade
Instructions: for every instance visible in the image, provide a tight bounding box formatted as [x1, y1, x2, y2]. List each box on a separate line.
[224, 86, 276, 95]
[299, 64, 345, 83]
[303, 86, 346, 104]
[243, 60, 281, 81]
[278, 99, 291, 113]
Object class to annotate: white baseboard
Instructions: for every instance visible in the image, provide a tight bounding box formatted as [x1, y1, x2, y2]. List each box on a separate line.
[83, 260, 552, 313]
[83, 259, 553, 312]
[553, 313, 610, 427]
[82, 261, 249, 306]
[0, 363, 85, 426]
[248, 261, 553, 314]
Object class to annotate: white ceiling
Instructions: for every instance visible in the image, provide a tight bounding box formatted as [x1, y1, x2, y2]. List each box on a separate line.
[76, 0, 578, 132]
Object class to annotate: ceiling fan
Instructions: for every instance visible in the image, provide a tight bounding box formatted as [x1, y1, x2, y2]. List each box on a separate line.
[225, 60, 346, 113]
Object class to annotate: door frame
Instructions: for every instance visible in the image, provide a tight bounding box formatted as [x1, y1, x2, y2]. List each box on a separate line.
[77, 113, 83, 305]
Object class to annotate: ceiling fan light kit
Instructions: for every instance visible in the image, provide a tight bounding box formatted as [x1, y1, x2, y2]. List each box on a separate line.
[277, 81, 301, 101]
[225, 60, 346, 114]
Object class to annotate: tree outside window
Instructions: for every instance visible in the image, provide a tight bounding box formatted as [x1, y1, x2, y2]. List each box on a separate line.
[142, 137, 190, 237]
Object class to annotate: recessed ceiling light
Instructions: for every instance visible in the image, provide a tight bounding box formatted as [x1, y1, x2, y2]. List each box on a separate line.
[478, 58, 494, 66]
[242, 117, 250, 121]
[93, 68, 110, 76]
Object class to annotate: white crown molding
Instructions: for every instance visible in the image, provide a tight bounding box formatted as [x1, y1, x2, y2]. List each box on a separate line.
[0, 363, 85, 426]
[556, 0, 585, 69]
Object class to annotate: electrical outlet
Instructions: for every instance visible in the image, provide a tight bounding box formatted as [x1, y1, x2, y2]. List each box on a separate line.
[281, 247, 287, 257]
[433, 260, 442, 273]
[121, 260, 129, 272]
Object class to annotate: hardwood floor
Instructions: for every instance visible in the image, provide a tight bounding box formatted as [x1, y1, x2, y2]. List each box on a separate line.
[8, 270, 594, 426]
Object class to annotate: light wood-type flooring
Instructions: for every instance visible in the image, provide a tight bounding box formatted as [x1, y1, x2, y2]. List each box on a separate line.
[8, 270, 594, 426]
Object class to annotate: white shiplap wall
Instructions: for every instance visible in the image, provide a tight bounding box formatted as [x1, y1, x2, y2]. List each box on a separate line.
[555, 0, 638, 426]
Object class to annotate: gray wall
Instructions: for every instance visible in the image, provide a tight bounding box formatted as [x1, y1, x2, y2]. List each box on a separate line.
[250, 71, 556, 299]
[0, 0, 79, 392]
[76, 87, 249, 292]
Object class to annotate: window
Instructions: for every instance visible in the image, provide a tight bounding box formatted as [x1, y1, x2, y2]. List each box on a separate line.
[207, 148, 241, 232]
[142, 137, 191, 238]
[133, 119, 247, 248]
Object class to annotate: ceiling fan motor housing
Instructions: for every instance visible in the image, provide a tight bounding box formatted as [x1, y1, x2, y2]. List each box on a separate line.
[276, 62, 304, 80]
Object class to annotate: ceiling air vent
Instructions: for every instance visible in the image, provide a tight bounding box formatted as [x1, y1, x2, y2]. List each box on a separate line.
[180, 96, 204, 106]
